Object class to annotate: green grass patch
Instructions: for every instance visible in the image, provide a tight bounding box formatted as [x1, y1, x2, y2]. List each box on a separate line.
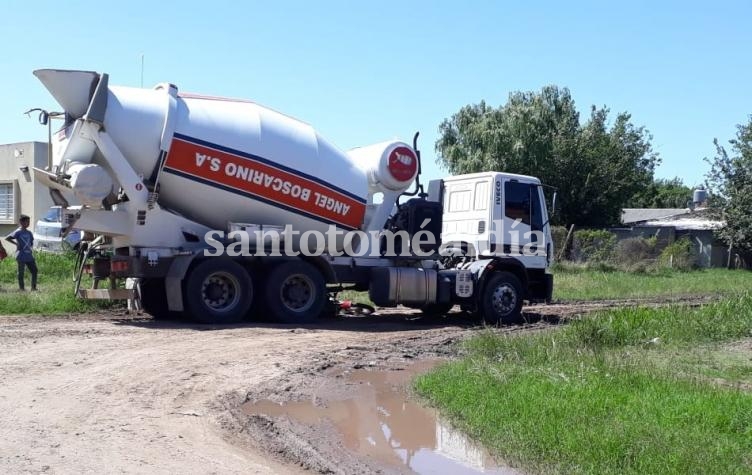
[554, 266, 752, 301]
[415, 296, 752, 474]
[0, 252, 111, 315]
[646, 343, 752, 390]
[334, 289, 372, 306]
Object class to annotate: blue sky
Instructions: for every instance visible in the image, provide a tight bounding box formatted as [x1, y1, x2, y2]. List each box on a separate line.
[2, 0, 750, 187]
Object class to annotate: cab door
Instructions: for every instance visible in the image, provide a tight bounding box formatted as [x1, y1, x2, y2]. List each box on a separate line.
[502, 180, 547, 266]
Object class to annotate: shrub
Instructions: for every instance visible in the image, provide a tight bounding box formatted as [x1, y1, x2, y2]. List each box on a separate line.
[614, 236, 658, 271]
[616, 236, 657, 261]
[573, 229, 617, 263]
[550, 225, 569, 260]
[660, 238, 696, 271]
[622, 259, 659, 274]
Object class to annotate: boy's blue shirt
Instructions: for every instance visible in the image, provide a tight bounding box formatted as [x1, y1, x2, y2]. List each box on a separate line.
[9, 227, 34, 262]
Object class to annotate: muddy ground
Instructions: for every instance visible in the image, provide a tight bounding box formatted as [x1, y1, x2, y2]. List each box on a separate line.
[0, 297, 714, 474]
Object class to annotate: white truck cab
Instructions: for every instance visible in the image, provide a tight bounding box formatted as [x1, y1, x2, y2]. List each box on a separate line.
[429, 171, 554, 306]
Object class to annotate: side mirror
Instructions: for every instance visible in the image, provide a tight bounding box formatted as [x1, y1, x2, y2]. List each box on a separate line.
[541, 189, 557, 229]
[551, 191, 557, 218]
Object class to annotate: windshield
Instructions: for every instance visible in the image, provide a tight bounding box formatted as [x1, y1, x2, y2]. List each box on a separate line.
[42, 207, 61, 223]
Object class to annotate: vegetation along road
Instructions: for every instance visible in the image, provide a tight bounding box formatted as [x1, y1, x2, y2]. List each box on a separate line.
[0, 264, 750, 474]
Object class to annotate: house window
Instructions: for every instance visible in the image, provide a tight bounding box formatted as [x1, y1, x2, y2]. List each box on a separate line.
[0, 182, 16, 223]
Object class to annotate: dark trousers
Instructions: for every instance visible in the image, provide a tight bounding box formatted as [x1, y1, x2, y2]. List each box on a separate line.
[17, 260, 37, 290]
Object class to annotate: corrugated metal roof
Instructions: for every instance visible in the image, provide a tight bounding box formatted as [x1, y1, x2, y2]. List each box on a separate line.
[623, 207, 723, 230]
[621, 208, 690, 224]
[642, 217, 724, 230]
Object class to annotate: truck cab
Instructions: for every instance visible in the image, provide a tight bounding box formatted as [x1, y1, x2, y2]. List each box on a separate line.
[430, 172, 554, 305]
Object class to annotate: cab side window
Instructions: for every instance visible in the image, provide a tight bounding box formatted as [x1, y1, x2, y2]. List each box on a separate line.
[504, 182, 531, 225]
[505, 182, 543, 231]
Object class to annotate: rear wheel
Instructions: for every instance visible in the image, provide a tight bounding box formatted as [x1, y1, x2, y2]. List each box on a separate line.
[184, 259, 253, 324]
[265, 260, 326, 324]
[480, 271, 524, 325]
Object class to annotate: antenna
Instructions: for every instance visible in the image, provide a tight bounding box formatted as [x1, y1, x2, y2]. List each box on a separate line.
[140, 53, 144, 88]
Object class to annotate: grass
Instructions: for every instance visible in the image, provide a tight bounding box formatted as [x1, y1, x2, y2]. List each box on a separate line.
[415, 295, 752, 474]
[0, 252, 111, 315]
[553, 265, 752, 301]
[2, 254, 751, 314]
[337, 267, 752, 306]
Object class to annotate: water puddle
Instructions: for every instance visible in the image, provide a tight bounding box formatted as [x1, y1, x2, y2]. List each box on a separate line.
[243, 360, 521, 474]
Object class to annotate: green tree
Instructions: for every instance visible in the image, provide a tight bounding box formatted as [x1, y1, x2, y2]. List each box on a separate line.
[436, 86, 660, 226]
[705, 115, 752, 253]
[629, 177, 694, 208]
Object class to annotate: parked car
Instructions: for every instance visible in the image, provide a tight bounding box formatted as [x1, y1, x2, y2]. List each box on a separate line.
[34, 206, 82, 252]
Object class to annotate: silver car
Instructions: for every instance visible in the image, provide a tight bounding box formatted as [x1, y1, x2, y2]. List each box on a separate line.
[33, 206, 82, 252]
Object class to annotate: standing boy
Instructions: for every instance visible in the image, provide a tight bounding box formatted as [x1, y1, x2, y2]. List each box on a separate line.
[6, 215, 37, 291]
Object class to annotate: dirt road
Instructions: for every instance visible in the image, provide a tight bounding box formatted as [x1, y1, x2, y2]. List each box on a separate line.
[0, 299, 708, 474]
[0, 310, 484, 474]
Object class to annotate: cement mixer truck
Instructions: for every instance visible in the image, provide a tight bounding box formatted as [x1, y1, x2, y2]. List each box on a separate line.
[29, 69, 554, 324]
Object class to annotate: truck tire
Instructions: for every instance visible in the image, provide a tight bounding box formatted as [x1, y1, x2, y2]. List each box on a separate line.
[265, 260, 326, 324]
[184, 259, 253, 324]
[139, 278, 171, 320]
[480, 271, 524, 325]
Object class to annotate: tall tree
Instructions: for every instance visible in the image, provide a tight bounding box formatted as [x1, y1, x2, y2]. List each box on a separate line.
[436, 86, 660, 226]
[629, 177, 694, 208]
[705, 115, 752, 253]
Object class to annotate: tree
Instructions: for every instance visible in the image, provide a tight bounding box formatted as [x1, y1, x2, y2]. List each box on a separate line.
[435, 86, 660, 226]
[705, 115, 752, 254]
[629, 177, 694, 208]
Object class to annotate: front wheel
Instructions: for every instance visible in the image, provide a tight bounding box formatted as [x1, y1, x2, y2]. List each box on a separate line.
[265, 260, 327, 324]
[184, 259, 253, 324]
[480, 271, 524, 325]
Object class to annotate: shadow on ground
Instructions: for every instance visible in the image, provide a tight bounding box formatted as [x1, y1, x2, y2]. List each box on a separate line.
[111, 307, 563, 333]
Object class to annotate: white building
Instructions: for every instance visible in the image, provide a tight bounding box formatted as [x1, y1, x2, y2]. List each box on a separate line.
[0, 141, 56, 244]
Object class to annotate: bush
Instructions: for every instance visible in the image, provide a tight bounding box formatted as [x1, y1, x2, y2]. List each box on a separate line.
[550, 225, 569, 260]
[573, 229, 617, 263]
[615, 236, 657, 262]
[613, 237, 659, 272]
[660, 238, 696, 271]
[622, 259, 659, 274]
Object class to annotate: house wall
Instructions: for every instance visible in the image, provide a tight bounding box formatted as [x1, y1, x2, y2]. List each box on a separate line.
[610, 226, 676, 249]
[0, 141, 54, 252]
[711, 242, 729, 267]
[676, 230, 710, 267]
[676, 230, 727, 268]
[610, 225, 726, 268]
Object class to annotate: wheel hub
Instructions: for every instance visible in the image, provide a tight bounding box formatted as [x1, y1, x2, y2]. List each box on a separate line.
[202, 272, 240, 311]
[280, 274, 314, 312]
[491, 283, 517, 316]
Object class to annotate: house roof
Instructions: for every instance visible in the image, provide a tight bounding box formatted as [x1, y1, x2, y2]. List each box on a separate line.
[622, 207, 724, 230]
[640, 217, 724, 230]
[621, 208, 690, 225]
[642, 208, 723, 230]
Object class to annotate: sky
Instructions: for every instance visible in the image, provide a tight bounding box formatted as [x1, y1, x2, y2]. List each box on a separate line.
[1, 0, 750, 188]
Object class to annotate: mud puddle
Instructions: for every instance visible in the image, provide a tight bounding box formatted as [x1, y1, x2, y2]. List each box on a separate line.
[243, 360, 521, 474]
